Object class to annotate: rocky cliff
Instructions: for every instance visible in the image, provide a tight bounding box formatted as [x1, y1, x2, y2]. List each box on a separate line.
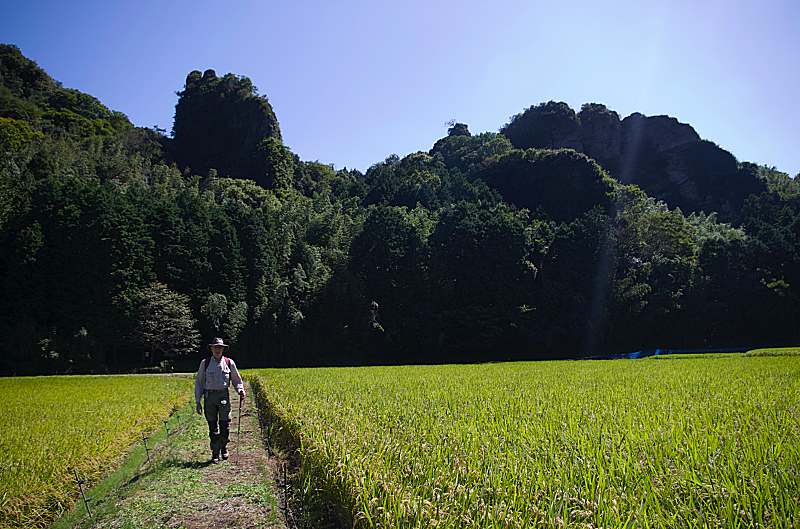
[501, 101, 764, 219]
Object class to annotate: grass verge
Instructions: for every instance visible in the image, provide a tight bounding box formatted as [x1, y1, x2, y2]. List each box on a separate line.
[50, 402, 194, 529]
[51, 394, 280, 529]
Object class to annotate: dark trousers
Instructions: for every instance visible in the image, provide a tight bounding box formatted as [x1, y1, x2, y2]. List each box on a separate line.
[203, 389, 231, 455]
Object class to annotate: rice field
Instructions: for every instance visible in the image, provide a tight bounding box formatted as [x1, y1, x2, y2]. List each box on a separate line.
[250, 357, 800, 528]
[0, 375, 191, 529]
[746, 347, 800, 357]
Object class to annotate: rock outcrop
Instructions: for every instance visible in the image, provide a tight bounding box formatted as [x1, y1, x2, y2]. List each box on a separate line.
[577, 104, 622, 167]
[500, 101, 764, 218]
[171, 69, 283, 185]
[620, 112, 700, 160]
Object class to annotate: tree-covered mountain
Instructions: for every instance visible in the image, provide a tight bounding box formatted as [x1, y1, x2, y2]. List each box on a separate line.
[1, 44, 798, 374]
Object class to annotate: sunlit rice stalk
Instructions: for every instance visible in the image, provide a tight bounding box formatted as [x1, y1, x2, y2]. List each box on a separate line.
[250, 357, 800, 528]
[0, 375, 190, 529]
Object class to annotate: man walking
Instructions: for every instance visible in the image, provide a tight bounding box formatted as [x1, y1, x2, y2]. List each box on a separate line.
[195, 338, 246, 463]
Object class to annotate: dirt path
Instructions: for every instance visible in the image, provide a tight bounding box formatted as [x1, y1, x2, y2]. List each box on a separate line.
[64, 383, 289, 529]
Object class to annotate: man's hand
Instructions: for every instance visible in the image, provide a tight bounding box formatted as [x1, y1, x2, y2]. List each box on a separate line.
[238, 390, 246, 400]
[196, 403, 203, 415]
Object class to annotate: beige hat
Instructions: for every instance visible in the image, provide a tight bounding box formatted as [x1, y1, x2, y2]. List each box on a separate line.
[208, 337, 229, 348]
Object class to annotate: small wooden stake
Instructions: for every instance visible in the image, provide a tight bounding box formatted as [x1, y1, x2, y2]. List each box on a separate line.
[141, 433, 150, 464]
[73, 467, 92, 517]
[282, 462, 289, 515]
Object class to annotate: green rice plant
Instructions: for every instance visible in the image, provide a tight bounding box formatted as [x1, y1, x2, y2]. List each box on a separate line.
[650, 352, 744, 359]
[745, 347, 800, 357]
[250, 357, 800, 528]
[0, 375, 190, 529]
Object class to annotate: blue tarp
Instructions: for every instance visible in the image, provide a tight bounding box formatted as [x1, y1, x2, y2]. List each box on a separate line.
[625, 347, 743, 359]
[626, 349, 660, 359]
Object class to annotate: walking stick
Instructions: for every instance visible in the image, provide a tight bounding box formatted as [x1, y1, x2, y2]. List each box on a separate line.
[236, 393, 243, 464]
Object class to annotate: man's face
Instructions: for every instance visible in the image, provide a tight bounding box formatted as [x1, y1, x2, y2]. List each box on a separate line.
[211, 345, 224, 358]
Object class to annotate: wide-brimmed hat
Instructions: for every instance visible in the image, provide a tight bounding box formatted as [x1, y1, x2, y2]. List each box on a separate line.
[208, 337, 229, 348]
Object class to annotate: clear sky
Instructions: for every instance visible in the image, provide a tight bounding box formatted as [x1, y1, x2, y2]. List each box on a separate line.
[2, 0, 798, 176]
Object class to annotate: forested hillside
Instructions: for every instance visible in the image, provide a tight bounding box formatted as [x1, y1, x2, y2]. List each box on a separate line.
[1, 44, 798, 374]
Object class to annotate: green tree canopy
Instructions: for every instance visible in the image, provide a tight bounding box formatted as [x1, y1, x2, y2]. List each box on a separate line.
[476, 148, 616, 221]
[132, 282, 200, 362]
[500, 101, 580, 150]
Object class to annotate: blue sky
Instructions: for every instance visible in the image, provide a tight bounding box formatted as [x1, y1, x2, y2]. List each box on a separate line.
[2, 0, 798, 176]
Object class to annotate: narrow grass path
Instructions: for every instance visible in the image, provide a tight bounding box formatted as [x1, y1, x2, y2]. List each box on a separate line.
[54, 383, 285, 529]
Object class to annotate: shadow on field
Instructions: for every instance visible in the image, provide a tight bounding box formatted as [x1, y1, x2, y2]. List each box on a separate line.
[121, 455, 213, 489]
[176, 460, 214, 469]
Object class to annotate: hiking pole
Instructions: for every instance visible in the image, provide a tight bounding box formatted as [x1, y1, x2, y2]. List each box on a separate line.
[236, 393, 243, 464]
